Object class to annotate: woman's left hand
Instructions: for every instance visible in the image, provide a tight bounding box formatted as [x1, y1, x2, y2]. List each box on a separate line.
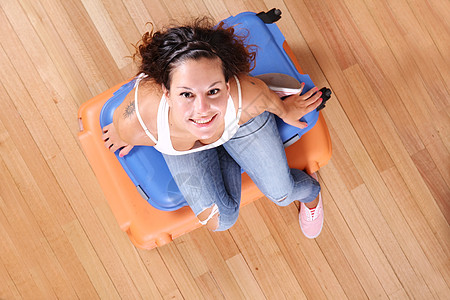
[281, 84, 323, 129]
[102, 123, 134, 157]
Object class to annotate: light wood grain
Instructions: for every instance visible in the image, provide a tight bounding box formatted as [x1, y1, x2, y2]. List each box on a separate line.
[0, 0, 448, 299]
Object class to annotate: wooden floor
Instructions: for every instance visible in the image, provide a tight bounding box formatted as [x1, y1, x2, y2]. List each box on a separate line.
[0, 0, 448, 299]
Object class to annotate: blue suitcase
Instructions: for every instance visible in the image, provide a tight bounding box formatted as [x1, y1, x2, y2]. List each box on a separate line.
[99, 10, 320, 211]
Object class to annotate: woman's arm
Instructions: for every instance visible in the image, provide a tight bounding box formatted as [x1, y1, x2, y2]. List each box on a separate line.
[102, 91, 156, 157]
[239, 75, 322, 128]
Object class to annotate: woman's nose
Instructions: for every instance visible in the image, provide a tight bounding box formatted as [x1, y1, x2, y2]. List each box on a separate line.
[194, 95, 209, 112]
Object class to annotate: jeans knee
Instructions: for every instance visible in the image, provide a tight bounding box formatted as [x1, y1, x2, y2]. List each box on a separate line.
[273, 194, 293, 206]
[265, 191, 294, 206]
[198, 204, 219, 231]
[198, 204, 239, 231]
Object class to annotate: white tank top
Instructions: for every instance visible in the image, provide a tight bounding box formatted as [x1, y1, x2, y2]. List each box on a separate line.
[134, 73, 242, 155]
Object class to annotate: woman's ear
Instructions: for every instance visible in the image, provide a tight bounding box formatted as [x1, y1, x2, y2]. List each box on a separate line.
[162, 84, 170, 98]
[162, 84, 172, 106]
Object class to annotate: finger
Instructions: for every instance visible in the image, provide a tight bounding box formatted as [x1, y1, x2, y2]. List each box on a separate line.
[104, 140, 112, 149]
[304, 91, 322, 106]
[119, 145, 133, 157]
[298, 121, 308, 129]
[298, 82, 306, 94]
[302, 86, 319, 99]
[110, 144, 121, 153]
[102, 131, 109, 141]
[307, 97, 323, 111]
[102, 123, 112, 132]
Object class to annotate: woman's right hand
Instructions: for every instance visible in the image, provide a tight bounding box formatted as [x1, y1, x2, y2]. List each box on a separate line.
[102, 123, 134, 157]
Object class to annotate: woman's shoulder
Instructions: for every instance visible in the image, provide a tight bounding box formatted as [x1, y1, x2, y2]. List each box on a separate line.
[114, 78, 163, 144]
[230, 74, 272, 123]
[232, 73, 266, 89]
[232, 74, 270, 99]
[229, 74, 266, 102]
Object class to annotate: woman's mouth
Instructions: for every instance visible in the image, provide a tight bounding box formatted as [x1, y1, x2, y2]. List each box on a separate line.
[190, 114, 217, 127]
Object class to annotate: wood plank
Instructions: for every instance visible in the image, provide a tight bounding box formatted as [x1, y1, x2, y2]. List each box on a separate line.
[178, 227, 245, 299]
[183, 0, 212, 19]
[94, 201, 163, 300]
[0, 8, 161, 298]
[360, 0, 448, 145]
[157, 243, 205, 299]
[256, 199, 351, 299]
[412, 148, 450, 223]
[173, 231, 211, 278]
[141, 0, 171, 30]
[384, 0, 449, 109]
[62, 220, 120, 299]
[226, 254, 266, 299]
[229, 216, 293, 299]
[195, 272, 225, 299]
[60, 0, 125, 88]
[319, 161, 405, 298]
[326, 125, 364, 190]
[381, 167, 450, 286]
[162, 0, 191, 21]
[80, 0, 131, 69]
[426, 135, 450, 189]
[38, 0, 107, 90]
[0, 156, 70, 300]
[0, 118, 99, 299]
[342, 64, 450, 254]
[0, 19, 143, 298]
[137, 247, 180, 299]
[21, 0, 94, 108]
[0, 209, 51, 300]
[209, 229, 241, 261]
[232, 203, 310, 299]
[0, 0, 85, 144]
[101, 0, 142, 54]
[351, 185, 437, 298]
[202, 0, 231, 21]
[407, 0, 450, 71]
[122, 0, 155, 33]
[0, 256, 21, 300]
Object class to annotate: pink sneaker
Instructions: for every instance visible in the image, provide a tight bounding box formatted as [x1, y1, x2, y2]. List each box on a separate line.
[299, 174, 324, 239]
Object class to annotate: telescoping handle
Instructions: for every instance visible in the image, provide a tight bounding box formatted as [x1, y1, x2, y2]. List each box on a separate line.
[316, 87, 332, 111]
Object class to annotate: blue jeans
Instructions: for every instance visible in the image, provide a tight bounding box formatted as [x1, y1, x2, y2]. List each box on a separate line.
[162, 111, 321, 231]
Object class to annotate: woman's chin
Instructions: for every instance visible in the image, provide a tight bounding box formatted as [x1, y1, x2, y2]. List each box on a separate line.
[187, 115, 221, 140]
[191, 129, 216, 141]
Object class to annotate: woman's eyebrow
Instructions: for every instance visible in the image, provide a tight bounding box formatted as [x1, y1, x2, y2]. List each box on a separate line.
[208, 81, 222, 88]
[176, 81, 222, 90]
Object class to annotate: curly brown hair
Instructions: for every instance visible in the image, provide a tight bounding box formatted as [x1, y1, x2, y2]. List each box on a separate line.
[134, 18, 255, 89]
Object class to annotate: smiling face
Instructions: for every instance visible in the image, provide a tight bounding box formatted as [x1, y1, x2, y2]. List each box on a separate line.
[163, 57, 230, 141]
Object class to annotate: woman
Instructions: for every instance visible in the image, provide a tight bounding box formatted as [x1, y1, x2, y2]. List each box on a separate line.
[102, 19, 324, 238]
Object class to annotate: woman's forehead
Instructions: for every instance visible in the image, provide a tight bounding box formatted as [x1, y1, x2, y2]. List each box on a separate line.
[170, 57, 226, 88]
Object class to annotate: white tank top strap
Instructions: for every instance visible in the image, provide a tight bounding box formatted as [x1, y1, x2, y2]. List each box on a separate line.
[234, 75, 242, 121]
[134, 73, 158, 144]
[155, 94, 170, 150]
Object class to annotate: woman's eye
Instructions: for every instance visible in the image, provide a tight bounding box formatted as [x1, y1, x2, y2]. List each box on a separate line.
[208, 89, 220, 95]
[180, 92, 193, 98]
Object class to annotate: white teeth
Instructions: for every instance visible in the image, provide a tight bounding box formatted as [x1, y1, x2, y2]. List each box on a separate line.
[193, 116, 213, 124]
